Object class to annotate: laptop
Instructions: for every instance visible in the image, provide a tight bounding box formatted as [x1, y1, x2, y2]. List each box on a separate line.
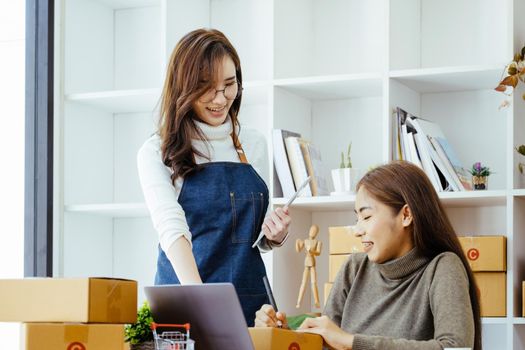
[144, 283, 255, 350]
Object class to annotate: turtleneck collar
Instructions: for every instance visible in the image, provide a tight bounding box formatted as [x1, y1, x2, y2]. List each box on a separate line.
[373, 248, 430, 280]
[193, 116, 234, 141]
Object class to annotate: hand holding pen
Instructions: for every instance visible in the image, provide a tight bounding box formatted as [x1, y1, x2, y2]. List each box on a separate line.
[255, 276, 288, 329]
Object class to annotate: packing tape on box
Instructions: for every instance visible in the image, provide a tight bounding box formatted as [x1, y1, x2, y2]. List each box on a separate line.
[106, 283, 121, 321]
[64, 324, 89, 344]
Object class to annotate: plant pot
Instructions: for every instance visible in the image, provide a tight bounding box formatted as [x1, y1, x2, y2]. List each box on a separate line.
[472, 175, 488, 190]
[331, 168, 361, 195]
[130, 341, 155, 350]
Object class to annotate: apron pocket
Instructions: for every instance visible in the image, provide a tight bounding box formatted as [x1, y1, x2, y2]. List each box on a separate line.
[230, 191, 264, 244]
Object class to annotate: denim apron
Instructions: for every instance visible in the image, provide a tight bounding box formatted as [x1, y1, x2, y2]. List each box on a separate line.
[155, 138, 270, 326]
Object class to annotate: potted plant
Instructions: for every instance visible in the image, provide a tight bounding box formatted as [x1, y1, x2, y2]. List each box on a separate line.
[331, 142, 361, 195]
[125, 302, 155, 350]
[470, 162, 491, 190]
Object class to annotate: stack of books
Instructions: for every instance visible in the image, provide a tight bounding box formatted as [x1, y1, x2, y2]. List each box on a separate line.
[392, 107, 472, 192]
[272, 129, 330, 198]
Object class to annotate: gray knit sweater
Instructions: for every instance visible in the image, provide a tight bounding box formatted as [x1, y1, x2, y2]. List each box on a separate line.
[324, 249, 475, 350]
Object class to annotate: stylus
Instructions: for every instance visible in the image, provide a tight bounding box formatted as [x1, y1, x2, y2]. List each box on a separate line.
[252, 176, 312, 248]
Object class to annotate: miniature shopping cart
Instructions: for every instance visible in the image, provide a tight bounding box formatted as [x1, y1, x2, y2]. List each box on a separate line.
[151, 322, 195, 350]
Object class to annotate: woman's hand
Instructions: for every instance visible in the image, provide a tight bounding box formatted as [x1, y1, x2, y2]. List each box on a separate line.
[262, 207, 291, 245]
[254, 304, 289, 329]
[297, 316, 354, 350]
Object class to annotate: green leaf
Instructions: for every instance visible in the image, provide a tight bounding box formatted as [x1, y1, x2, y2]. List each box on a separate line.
[286, 314, 316, 330]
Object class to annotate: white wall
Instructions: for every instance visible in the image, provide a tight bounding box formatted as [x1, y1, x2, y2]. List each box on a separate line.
[0, 0, 25, 347]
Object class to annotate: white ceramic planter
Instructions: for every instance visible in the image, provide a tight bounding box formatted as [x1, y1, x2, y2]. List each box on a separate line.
[331, 168, 361, 195]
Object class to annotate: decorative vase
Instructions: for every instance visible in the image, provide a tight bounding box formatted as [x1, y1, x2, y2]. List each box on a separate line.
[130, 341, 155, 350]
[331, 168, 361, 195]
[472, 175, 488, 190]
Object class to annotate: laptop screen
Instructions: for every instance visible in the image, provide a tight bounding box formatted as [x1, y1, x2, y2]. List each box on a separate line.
[145, 283, 255, 350]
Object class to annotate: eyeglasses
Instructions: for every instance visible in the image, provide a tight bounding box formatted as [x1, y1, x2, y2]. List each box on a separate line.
[198, 81, 242, 103]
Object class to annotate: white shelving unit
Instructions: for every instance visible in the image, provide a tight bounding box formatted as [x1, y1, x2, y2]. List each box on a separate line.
[54, 0, 524, 348]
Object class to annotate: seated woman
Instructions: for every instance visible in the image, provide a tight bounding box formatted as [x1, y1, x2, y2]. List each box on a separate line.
[255, 161, 481, 350]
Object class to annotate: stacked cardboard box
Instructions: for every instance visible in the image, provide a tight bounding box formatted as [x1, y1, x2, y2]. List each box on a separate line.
[0, 277, 137, 349]
[325, 226, 364, 306]
[458, 236, 507, 317]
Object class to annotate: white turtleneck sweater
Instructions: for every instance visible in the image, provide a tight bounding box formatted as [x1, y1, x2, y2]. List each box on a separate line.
[137, 118, 270, 254]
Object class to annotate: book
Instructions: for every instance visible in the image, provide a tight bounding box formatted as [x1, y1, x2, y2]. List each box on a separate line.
[272, 129, 301, 198]
[392, 109, 401, 160]
[406, 131, 423, 170]
[404, 113, 463, 192]
[298, 139, 330, 196]
[433, 136, 473, 190]
[409, 115, 470, 191]
[428, 136, 465, 191]
[395, 107, 408, 161]
[412, 129, 443, 192]
[400, 123, 411, 163]
[284, 136, 312, 197]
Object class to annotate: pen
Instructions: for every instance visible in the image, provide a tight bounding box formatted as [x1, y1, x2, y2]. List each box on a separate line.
[262, 276, 282, 328]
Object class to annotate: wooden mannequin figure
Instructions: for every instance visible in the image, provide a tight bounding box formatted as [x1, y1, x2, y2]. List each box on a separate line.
[295, 224, 322, 308]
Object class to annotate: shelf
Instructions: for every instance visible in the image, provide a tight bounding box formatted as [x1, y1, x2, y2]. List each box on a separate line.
[513, 189, 525, 197]
[65, 203, 148, 217]
[513, 318, 525, 325]
[65, 81, 270, 114]
[66, 88, 161, 114]
[272, 195, 356, 212]
[482, 317, 508, 325]
[389, 65, 504, 93]
[273, 73, 382, 100]
[438, 190, 507, 207]
[94, 0, 160, 9]
[272, 190, 506, 211]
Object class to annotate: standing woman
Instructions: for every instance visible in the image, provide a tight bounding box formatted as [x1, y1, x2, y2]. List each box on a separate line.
[137, 28, 290, 326]
[256, 161, 481, 350]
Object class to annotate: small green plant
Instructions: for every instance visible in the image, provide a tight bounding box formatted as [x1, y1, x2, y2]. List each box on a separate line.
[517, 145, 525, 174]
[339, 142, 353, 168]
[125, 302, 154, 345]
[469, 162, 491, 177]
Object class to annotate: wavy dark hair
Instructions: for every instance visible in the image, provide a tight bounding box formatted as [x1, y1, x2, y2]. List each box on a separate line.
[356, 161, 482, 350]
[159, 28, 243, 182]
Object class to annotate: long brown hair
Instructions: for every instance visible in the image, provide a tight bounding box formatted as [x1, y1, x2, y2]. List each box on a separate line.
[356, 161, 482, 350]
[159, 28, 243, 182]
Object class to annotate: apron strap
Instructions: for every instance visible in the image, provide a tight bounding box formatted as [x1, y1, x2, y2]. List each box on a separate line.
[231, 134, 249, 164]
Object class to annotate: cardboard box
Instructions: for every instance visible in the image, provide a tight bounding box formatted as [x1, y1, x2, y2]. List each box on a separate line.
[21, 323, 128, 350]
[0, 278, 137, 323]
[249, 327, 322, 350]
[523, 282, 525, 317]
[458, 236, 506, 271]
[324, 283, 333, 306]
[329, 254, 349, 283]
[474, 272, 506, 317]
[329, 226, 364, 254]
